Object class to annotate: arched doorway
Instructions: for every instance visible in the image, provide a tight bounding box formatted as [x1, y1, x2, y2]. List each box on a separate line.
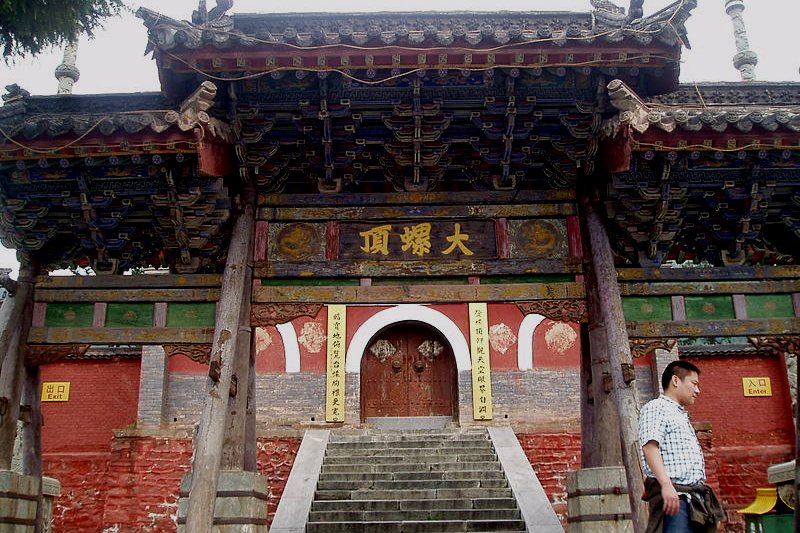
[360, 322, 457, 421]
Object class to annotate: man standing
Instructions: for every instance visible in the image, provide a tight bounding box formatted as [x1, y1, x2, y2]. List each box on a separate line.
[638, 360, 724, 532]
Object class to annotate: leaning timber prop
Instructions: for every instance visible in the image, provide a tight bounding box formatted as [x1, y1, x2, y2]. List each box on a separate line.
[185, 194, 255, 531]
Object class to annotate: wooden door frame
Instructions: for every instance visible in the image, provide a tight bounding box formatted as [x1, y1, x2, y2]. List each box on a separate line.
[359, 320, 458, 422]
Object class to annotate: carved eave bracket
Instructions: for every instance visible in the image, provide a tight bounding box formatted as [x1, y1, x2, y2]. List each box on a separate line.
[25, 344, 90, 366]
[629, 338, 676, 358]
[516, 300, 587, 323]
[251, 303, 324, 327]
[163, 343, 211, 364]
[748, 336, 800, 355]
[165, 81, 234, 142]
[603, 79, 667, 137]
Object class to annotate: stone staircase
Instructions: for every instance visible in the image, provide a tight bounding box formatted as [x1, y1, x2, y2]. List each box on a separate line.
[305, 428, 529, 533]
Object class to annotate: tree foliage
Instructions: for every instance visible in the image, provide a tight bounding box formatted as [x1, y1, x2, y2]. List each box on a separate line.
[0, 0, 124, 59]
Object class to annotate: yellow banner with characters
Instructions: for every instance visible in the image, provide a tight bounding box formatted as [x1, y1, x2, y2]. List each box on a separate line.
[468, 302, 493, 420]
[326, 304, 347, 422]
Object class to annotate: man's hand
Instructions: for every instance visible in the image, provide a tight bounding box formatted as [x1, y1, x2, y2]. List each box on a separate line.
[660, 482, 680, 516]
[642, 440, 681, 515]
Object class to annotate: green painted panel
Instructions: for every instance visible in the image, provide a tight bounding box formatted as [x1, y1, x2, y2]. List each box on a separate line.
[746, 294, 795, 318]
[44, 303, 94, 327]
[684, 296, 735, 320]
[622, 297, 672, 321]
[167, 303, 217, 327]
[105, 303, 154, 328]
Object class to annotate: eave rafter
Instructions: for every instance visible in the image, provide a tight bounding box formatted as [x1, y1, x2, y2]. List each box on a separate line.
[0, 83, 235, 273]
[601, 79, 800, 267]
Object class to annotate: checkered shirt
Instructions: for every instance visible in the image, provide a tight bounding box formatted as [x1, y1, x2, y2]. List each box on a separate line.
[638, 395, 705, 485]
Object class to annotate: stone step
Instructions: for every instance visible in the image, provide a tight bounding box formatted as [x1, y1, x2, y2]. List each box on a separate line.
[328, 430, 487, 444]
[321, 461, 502, 474]
[314, 487, 515, 501]
[306, 519, 527, 532]
[308, 507, 522, 522]
[327, 437, 490, 448]
[324, 446, 495, 457]
[311, 497, 521, 512]
[316, 478, 509, 491]
[322, 452, 497, 464]
[318, 469, 506, 482]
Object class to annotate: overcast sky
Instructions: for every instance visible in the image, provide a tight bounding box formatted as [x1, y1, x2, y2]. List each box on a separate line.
[1, 0, 799, 274]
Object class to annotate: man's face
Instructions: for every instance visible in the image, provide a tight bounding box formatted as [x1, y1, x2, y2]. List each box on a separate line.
[671, 371, 700, 407]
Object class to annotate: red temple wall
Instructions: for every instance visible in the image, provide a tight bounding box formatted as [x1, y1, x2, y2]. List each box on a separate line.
[44, 435, 300, 533]
[41, 359, 140, 453]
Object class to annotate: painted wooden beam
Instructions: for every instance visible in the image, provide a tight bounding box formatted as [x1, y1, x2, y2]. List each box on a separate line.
[259, 190, 575, 207]
[617, 266, 800, 281]
[626, 318, 800, 338]
[255, 259, 580, 278]
[28, 327, 214, 344]
[252, 282, 585, 304]
[619, 280, 800, 295]
[258, 203, 576, 221]
[34, 274, 222, 289]
[34, 288, 220, 303]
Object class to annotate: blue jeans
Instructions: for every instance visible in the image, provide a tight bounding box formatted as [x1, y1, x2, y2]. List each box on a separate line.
[663, 497, 691, 533]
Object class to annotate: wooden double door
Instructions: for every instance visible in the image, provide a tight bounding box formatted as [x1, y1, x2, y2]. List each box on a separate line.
[360, 324, 457, 420]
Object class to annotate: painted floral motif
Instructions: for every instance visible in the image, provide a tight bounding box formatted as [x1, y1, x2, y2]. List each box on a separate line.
[544, 322, 577, 355]
[489, 323, 517, 354]
[298, 321, 326, 353]
[255, 327, 273, 353]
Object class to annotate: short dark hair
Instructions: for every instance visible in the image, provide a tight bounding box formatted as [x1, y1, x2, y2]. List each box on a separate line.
[661, 360, 700, 391]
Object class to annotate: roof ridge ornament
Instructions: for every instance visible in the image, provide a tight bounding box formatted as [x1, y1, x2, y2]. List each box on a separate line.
[725, 0, 758, 81]
[192, 0, 234, 25]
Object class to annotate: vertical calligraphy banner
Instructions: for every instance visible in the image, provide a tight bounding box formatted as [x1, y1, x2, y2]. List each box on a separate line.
[325, 304, 347, 422]
[468, 302, 493, 420]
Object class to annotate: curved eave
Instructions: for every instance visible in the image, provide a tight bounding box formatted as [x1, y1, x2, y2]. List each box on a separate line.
[138, 1, 693, 52]
[605, 79, 800, 146]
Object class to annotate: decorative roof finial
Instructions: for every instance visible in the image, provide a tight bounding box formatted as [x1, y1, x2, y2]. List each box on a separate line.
[193, 0, 233, 25]
[54, 40, 80, 94]
[628, 0, 644, 21]
[725, 0, 758, 81]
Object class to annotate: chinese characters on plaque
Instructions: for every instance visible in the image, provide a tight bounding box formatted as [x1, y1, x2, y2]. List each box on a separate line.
[340, 220, 496, 260]
[742, 377, 772, 397]
[326, 305, 347, 422]
[41, 382, 70, 402]
[468, 303, 493, 420]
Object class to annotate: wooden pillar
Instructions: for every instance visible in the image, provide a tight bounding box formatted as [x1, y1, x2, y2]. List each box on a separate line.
[222, 213, 255, 470]
[0, 266, 35, 373]
[185, 197, 255, 532]
[22, 364, 43, 533]
[0, 327, 26, 469]
[583, 261, 623, 468]
[582, 201, 646, 533]
[579, 323, 593, 464]
[0, 263, 36, 469]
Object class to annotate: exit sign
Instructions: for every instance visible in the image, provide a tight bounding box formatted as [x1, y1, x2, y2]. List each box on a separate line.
[742, 377, 772, 397]
[41, 382, 70, 402]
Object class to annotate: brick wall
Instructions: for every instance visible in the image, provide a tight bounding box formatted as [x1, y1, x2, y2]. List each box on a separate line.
[41, 359, 140, 452]
[44, 434, 300, 532]
[516, 432, 582, 528]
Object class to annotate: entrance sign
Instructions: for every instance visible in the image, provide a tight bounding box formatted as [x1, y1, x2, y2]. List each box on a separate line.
[326, 305, 347, 422]
[41, 382, 70, 402]
[742, 377, 772, 397]
[468, 302, 493, 420]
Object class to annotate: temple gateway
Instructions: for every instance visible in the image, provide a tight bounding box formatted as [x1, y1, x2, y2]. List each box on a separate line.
[0, 0, 797, 531]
